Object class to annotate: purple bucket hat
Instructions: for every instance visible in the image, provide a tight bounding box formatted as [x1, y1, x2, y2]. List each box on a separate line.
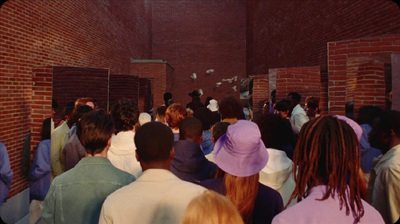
[334, 115, 363, 142]
[213, 120, 269, 177]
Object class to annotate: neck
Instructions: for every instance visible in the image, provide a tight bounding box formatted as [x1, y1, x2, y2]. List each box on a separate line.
[141, 160, 171, 172]
[85, 148, 108, 158]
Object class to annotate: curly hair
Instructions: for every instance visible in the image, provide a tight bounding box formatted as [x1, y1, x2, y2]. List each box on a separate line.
[165, 103, 187, 129]
[287, 115, 364, 223]
[110, 99, 139, 133]
[218, 96, 244, 120]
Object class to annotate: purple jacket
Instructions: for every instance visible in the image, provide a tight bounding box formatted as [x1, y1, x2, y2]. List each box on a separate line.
[0, 142, 13, 205]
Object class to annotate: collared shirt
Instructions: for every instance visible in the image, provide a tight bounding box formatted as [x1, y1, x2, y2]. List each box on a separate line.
[272, 185, 384, 224]
[290, 104, 309, 133]
[42, 157, 135, 224]
[369, 144, 400, 224]
[99, 169, 206, 224]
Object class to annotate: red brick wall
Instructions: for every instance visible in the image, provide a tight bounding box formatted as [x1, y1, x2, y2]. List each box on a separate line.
[0, 0, 151, 198]
[52, 67, 110, 121]
[109, 74, 140, 109]
[247, 0, 400, 75]
[250, 75, 269, 117]
[328, 34, 400, 115]
[269, 66, 321, 108]
[152, 0, 246, 105]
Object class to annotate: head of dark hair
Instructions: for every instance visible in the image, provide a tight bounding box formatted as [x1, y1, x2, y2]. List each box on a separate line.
[52, 99, 59, 109]
[306, 97, 320, 110]
[256, 114, 294, 150]
[288, 115, 364, 222]
[357, 106, 382, 125]
[156, 105, 167, 116]
[135, 121, 174, 162]
[274, 99, 292, 112]
[62, 106, 74, 117]
[76, 110, 114, 155]
[287, 92, 301, 102]
[374, 110, 400, 137]
[204, 96, 213, 107]
[179, 117, 203, 141]
[212, 122, 230, 142]
[218, 96, 244, 120]
[41, 118, 52, 140]
[110, 99, 139, 133]
[73, 105, 93, 124]
[194, 107, 213, 131]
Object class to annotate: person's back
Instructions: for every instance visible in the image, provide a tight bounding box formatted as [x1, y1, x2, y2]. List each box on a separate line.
[42, 110, 135, 224]
[107, 99, 142, 178]
[99, 122, 205, 224]
[171, 117, 218, 183]
[272, 116, 384, 224]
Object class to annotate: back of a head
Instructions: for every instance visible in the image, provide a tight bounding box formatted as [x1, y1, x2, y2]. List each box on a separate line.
[179, 117, 203, 142]
[41, 118, 52, 141]
[287, 92, 301, 102]
[181, 190, 244, 224]
[110, 99, 139, 133]
[291, 115, 364, 221]
[306, 97, 320, 110]
[256, 114, 293, 150]
[77, 110, 114, 156]
[75, 97, 96, 108]
[218, 96, 244, 120]
[274, 99, 291, 112]
[165, 103, 188, 129]
[73, 105, 93, 124]
[212, 122, 230, 142]
[357, 106, 382, 125]
[135, 122, 174, 163]
[63, 106, 74, 117]
[193, 107, 213, 131]
[156, 106, 167, 117]
[374, 110, 400, 137]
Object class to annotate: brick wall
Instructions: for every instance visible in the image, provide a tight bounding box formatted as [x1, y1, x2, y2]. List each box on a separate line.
[269, 66, 321, 108]
[152, 0, 246, 105]
[0, 0, 151, 198]
[247, 0, 400, 75]
[52, 67, 110, 121]
[328, 34, 400, 115]
[109, 74, 140, 109]
[250, 75, 269, 118]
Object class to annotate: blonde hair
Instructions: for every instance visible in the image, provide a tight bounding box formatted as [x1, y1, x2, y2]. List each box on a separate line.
[165, 103, 187, 129]
[181, 190, 244, 224]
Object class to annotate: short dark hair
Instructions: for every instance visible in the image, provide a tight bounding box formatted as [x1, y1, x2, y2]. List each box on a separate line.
[274, 99, 291, 112]
[41, 118, 52, 141]
[110, 99, 139, 133]
[156, 105, 167, 116]
[256, 114, 294, 150]
[62, 106, 74, 117]
[212, 122, 230, 142]
[73, 105, 93, 124]
[179, 117, 203, 140]
[375, 110, 400, 137]
[193, 107, 213, 131]
[357, 106, 382, 125]
[287, 92, 301, 102]
[135, 121, 174, 162]
[218, 96, 244, 120]
[77, 110, 114, 155]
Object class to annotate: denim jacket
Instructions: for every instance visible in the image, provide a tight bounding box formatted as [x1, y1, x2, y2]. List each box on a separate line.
[42, 157, 135, 224]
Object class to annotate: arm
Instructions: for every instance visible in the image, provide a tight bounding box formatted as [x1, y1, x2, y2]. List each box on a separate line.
[41, 180, 56, 223]
[0, 143, 13, 204]
[51, 131, 64, 177]
[384, 164, 400, 224]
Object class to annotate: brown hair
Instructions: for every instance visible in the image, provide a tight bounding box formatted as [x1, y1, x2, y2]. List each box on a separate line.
[216, 169, 259, 224]
[165, 103, 187, 129]
[75, 97, 96, 108]
[181, 190, 244, 224]
[287, 115, 364, 223]
[76, 110, 114, 155]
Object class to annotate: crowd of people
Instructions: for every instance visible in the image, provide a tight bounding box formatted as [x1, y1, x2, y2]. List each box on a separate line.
[0, 89, 399, 224]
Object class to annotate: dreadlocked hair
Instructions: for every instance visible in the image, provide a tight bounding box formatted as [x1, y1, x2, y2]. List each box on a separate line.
[286, 115, 364, 223]
[216, 169, 259, 224]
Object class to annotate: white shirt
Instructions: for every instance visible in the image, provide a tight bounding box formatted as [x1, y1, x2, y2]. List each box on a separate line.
[290, 104, 309, 133]
[99, 169, 206, 224]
